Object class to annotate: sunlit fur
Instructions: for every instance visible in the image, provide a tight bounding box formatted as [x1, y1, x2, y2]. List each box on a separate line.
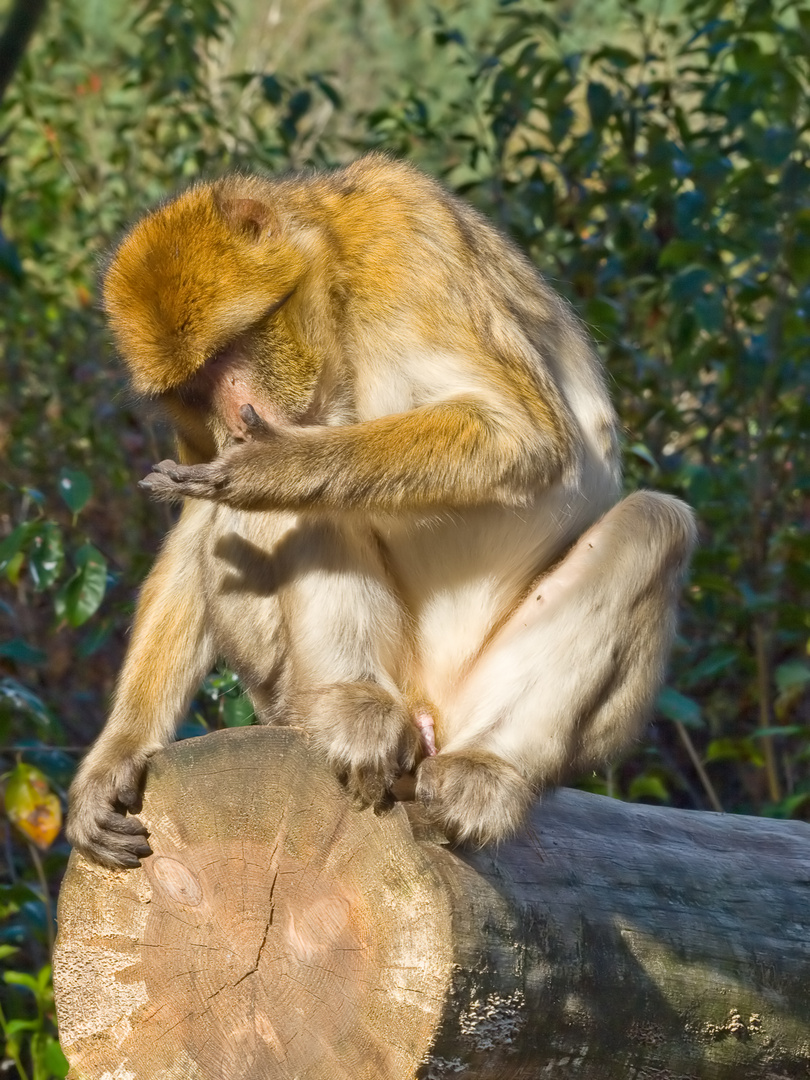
[67, 154, 696, 866]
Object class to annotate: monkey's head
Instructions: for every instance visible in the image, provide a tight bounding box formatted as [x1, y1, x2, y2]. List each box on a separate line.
[103, 177, 321, 457]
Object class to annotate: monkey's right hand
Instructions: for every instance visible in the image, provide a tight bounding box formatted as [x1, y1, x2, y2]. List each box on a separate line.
[66, 764, 152, 869]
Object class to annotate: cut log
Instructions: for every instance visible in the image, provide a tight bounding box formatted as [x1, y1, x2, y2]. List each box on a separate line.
[54, 727, 810, 1080]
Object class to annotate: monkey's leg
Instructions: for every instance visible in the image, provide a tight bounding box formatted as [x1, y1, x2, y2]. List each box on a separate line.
[286, 522, 421, 810]
[67, 504, 216, 868]
[416, 492, 697, 845]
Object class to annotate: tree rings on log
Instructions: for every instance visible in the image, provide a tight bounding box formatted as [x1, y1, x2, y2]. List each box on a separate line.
[54, 728, 452, 1079]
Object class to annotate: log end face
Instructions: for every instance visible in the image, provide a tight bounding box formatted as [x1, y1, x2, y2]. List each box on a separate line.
[55, 728, 453, 1080]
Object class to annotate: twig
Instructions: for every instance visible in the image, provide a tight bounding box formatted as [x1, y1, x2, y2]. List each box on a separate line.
[675, 722, 724, 813]
[754, 624, 781, 804]
[26, 843, 54, 958]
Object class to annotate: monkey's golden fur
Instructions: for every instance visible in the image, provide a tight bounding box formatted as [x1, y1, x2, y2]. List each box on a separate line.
[68, 154, 696, 867]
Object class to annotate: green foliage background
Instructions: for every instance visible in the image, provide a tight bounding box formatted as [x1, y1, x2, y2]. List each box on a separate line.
[0, 0, 808, 1071]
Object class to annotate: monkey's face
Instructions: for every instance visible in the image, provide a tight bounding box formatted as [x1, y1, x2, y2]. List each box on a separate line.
[103, 179, 320, 459]
[164, 312, 323, 457]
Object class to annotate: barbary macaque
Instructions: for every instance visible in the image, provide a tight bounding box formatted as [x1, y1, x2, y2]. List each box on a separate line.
[67, 154, 696, 868]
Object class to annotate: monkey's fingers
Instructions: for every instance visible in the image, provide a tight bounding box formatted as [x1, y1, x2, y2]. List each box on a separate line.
[238, 403, 274, 438]
[68, 807, 152, 868]
[116, 783, 143, 813]
[140, 460, 224, 503]
[104, 812, 150, 838]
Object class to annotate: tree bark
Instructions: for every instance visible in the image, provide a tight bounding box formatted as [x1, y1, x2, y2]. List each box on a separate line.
[54, 727, 810, 1080]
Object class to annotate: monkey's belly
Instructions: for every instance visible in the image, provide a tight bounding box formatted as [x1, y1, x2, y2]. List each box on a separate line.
[199, 478, 615, 733]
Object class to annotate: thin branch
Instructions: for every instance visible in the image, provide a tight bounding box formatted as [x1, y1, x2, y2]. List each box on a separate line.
[27, 842, 55, 958]
[0, 0, 48, 106]
[675, 722, 724, 814]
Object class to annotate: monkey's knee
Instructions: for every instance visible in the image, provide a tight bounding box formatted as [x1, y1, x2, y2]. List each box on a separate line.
[307, 681, 422, 809]
[610, 491, 697, 571]
[415, 750, 534, 846]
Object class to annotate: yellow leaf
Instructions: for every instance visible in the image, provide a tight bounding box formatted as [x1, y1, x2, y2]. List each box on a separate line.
[4, 764, 62, 850]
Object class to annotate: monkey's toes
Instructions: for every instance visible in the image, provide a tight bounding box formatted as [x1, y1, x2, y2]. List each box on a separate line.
[309, 681, 423, 810]
[340, 766, 393, 811]
[67, 806, 152, 869]
[416, 750, 534, 846]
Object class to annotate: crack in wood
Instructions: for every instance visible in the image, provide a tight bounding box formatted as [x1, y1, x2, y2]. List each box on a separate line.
[234, 919, 272, 988]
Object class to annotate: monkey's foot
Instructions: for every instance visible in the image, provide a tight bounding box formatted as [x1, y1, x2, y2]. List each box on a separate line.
[415, 750, 534, 846]
[307, 682, 423, 810]
[66, 764, 152, 869]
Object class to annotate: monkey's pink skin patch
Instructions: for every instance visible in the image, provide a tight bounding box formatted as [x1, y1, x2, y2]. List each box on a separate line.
[192, 350, 279, 437]
[414, 710, 437, 758]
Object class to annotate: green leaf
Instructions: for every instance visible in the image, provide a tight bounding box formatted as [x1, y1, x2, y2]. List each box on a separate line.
[628, 443, 659, 470]
[775, 661, 810, 694]
[309, 74, 342, 109]
[28, 521, 64, 591]
[592, 45, 639, 69]
[752, 726, 809, 739]
[657, 687, 703, 728]
[222, 694, 254, 727]
[684, 465, 712, 506]
[261, 74, 283, 105]
[55, 545, 107, 627]
[42, 1037, 69, 1078]
[705, 737, 764, 766]
[628, 775, 670, 803]
[658, 240, 705, 268]
[0, 639, 47, 665]
[684, 649, 737, 684]
[586, 81, 612, 128]
[0, 524, 32, 576]
[77, 620, 113, 659]
[0, 678, 52, 727]
[585, 296, 622, 331]
[3, 1017, 39, 1034]
[670, 266, 712, 303]
[4, 970, 39, 993]
[58, 468, 93, 515]
[766, 792, 810, 820]
[0, 232, 23, 284]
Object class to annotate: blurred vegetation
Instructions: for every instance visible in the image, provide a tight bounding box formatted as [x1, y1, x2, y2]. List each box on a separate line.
[0, 0, 808, 1071]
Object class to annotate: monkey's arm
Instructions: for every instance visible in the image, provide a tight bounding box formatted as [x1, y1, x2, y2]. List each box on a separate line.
[140, 397, 572, 513]
[67, 503, 216, 868]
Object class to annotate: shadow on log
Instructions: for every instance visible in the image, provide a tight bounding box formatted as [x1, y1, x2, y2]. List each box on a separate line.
[54, 727, 810, 1079]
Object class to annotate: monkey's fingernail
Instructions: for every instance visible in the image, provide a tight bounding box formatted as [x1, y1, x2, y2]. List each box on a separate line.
[239, 403, 269, 433]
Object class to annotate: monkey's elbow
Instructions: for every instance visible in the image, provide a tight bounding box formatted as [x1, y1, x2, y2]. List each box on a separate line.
[498, 434, 573, 500]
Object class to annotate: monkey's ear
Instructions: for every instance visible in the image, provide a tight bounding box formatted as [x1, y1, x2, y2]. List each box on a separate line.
[217, 197, 276, 241]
